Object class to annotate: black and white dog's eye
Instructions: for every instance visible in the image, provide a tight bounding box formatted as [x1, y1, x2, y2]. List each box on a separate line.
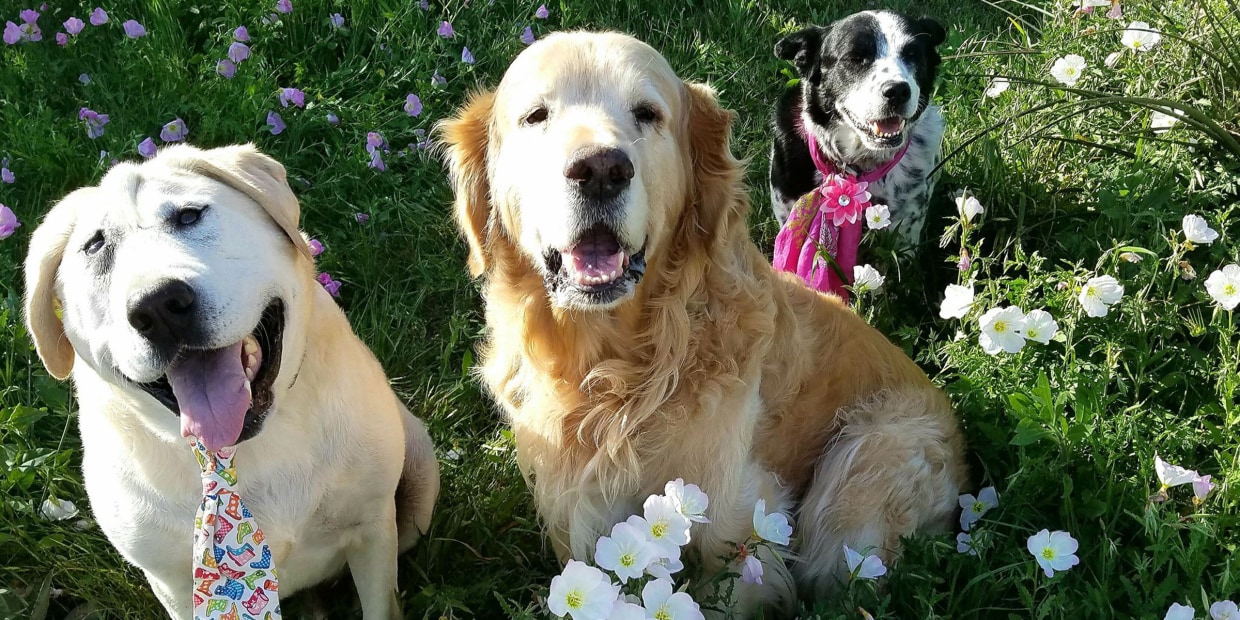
[173, 206, 206, 228]
[633, 104, 660, 126]
[523, 106, 549, 126]
[83, 230, 105, 255]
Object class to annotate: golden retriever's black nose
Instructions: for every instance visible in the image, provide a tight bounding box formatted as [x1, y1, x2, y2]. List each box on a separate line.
[564, 147, 634, 201]
[882, 81, 912, 107]
[128, 280, 198, 347]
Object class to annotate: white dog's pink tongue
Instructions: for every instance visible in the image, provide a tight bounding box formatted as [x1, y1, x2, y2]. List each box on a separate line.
[168, 342, 251, 452]
[564, 231, 625, 285]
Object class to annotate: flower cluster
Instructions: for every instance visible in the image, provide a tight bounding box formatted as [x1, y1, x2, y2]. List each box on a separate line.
[1153, 454, 1215, 505]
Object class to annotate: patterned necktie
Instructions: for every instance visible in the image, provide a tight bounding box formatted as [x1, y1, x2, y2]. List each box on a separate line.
[190, 439, 282, 620]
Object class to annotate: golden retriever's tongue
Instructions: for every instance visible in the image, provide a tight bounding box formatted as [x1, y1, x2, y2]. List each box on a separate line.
[563, 230, 625, 286]
[167, 342, 251, 452]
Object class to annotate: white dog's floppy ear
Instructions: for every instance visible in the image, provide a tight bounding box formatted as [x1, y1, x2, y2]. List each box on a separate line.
[24, 188, 93, 380]
[775, 26, 825, 76]
[163, 143, 312, 260]
[438, 90, 496, 277]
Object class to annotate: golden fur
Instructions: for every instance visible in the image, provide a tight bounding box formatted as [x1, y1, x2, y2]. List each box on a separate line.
[440, 32, 968, 612]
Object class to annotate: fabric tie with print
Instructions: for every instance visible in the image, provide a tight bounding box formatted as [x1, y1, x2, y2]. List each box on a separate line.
[190, 438, 282, 620]
[772, 133, 909, 302]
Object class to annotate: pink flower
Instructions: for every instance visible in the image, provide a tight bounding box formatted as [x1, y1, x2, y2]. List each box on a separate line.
[275, 0, 293, 14]
[820, 175, 871, 226]
[307, 238, 324, 257]
[0, 203, 21, 239]
[437, 21, 454, 38]
[520, 26, 535, 45]
[122, 19, 146, 38]
[316, 272, 341, 297]
[89, 8, 108, 26]
[64, 16, 84, 35]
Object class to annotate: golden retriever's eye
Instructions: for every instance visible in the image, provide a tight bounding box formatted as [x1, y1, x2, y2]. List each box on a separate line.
[633, 104, 660, 126]
[83, 230, 105, 255]
[523, 106, 549, 126]
[173, 205, 206, 228]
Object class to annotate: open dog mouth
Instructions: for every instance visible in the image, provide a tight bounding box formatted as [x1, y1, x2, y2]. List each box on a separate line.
[542, 224, 646, 304]
[844, 111, 908, 147]
[138, 300, 285, 451]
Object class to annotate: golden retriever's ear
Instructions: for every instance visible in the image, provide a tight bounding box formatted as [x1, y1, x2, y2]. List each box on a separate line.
[163, 143, 313, 260]
[684, 82, 746, 242]
[438, 90, 496, 277]
[23, 189, 92, 380]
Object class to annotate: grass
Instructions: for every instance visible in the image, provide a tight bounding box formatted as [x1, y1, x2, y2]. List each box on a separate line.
[1, 0, 1238, 618]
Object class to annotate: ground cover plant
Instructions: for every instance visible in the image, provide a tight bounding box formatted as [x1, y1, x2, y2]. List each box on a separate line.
[1, 0, 1238, 617]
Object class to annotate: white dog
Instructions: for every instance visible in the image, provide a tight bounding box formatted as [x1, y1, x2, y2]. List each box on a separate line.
[23, 144, 439, 619]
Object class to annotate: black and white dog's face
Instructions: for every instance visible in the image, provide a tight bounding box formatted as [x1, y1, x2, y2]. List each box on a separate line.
[777, 11, 946, 156]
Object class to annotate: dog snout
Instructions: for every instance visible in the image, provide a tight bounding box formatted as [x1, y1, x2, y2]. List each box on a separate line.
[881, 81, 912, 107]
[127, 279, 198, 348]
[564, 146, 634, 201]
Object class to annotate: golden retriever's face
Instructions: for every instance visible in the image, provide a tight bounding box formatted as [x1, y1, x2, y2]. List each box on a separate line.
[487, 33, 689, 310]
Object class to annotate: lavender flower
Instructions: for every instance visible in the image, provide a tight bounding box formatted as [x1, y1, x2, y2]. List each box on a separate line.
[89, 7, 108, 26]
[355, 212, 370, 223]
[535, 4, 550, 18]
[19, 9, 38, 23]
[326, 112, 340, 125]
[317, 272, 341, 296]
[216, 59, 236, 78]
[122, 20, 145, 38]
[431, 70, 446, 86]
[404, 94, 422, 117]
[64, 16, 84, 35]
[78, 73, 90, 84]
[55, 31, 67, 45]
[329, 13, 344, 28]
[160, 118, 188, 142]
[418, 0, 428, 9]
[308, 238, 324, 256]
[365, 132, 384, 153]
[0, 204, 21, 239]
[1, 160, 14, 184]
[278, 87, 306, 108]
[437, 21, 453, 38]
[275, 0, 292, 14]
[267, 111, 286, 135]
[3, 23, 20, 45]
[520, 26, 535, 45]
[369, 150, 386, 171]
[228, 41, 249, 63]
[461, 47, 474, 64]
[138, 137, 157, 159]
[233, 25, 249, 41]
[79, 108, 110, 139]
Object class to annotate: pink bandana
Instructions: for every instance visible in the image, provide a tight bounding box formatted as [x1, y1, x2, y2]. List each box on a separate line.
[772, 133, 909, 302]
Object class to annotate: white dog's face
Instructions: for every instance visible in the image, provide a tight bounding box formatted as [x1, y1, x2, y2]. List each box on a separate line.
[31, 146, 311, 451]
[487, 32, 689, 310]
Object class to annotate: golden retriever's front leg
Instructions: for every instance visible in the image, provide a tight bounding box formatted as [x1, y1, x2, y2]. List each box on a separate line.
[346, 499, 401, 620]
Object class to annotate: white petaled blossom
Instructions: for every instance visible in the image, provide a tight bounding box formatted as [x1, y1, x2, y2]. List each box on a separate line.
[1164, 603, 1195, 620]
[40, 497, 79, 521]
[853, 264, 884, 294]
[955, 193, 984, 223]
[1121, 21, 1161, 52]
[1022, 309, 1059, 344]
[1183, 214, 1219, 245]
[752, 499, 793, 546]
[1211, 601, 1239, 620]
[1104, 51, 1123, 68]
[956, 532, 978, 556]
[940, 285, 975, 320]
[1205, 265, 1240, 311]
[1152, 110, 1181, 133]
[843, 545, 887, 580]
[549, 560, 621, 620]
[1155, 454, 1199, 489]
[1050, 54, 1086, 86]
[1026, 529, 1080, 578]
[607, 600, 646, 620]
[641, 578, 704, 620]
[664, 479, 710, 524]
[644, 546, 684, 581]
[865, 204, 891, 230]
[595, 521, 661, 584]
[985, 77, 1010, 98]
[979, 306, 1027, 355]
[630, 497, 690, 559]
[1078, 275, 1124, 317]
[958, 486, 999, 531]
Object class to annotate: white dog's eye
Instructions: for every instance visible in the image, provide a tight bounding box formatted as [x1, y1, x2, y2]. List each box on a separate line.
[83, 230, 105, 255]
[173, 206, 206, 228]
[523, 106, 549, 126]
[633, 104, 660, 126]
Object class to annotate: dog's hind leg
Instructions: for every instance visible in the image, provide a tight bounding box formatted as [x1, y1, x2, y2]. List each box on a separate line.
[395, 404, 440, 551]
[792, 386, 967, 597]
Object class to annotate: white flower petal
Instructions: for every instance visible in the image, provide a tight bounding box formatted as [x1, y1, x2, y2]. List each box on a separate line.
[940, 285, 975, 319]
[1205, 265, 1240, 311]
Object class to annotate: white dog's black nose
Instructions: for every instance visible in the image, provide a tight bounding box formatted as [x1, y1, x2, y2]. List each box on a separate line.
[882, 81, 912, 107]
[564, 147, 634, 201]
[128, 280, 198, 347]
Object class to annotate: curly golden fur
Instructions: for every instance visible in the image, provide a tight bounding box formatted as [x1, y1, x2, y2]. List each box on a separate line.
[440, 31, 968, 613]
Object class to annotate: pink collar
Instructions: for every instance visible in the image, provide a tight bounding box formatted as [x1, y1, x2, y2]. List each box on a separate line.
[805, 128, 911, 185]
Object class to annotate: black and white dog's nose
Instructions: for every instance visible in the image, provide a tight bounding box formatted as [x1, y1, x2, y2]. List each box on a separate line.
[881, 81, 912, 106]
[564, 146, 634, 201]
[127, 279, 198, 348]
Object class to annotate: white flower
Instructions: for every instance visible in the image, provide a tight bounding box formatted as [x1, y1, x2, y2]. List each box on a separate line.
[939, 285, 975, 319]
[1026, 529, 1080, 578]
[644, 546, 684, 581]
[955, 193, 985, 223]
[752, 499, 793, 546]
[843, 545, 887, 580]
[741, 554, 763, 584]
[865, 204, 891, 230]
[607, 600, 646, 620]
[1104, 50, 1123, 68]
[1023, 309, 1059, 344]
[1072, 0, 1110, 6]
[40, 497, 79, 521]
[1155, 454, 1199, 488]
[1152, 110, 1181, 133]
[1212, 601, 1239, 620]
[1164, 603, 1195, 620]
[853, 264, 884, 294]
[956, 532, 978, 556]
[549, 560, 620, 620]
[1183, 214, 1219, 245]
[958, 486, 999, 531]
[1194, 474, 1215, 502]
[664, 478, 710, 524]
[1050, 54, 1086, 86]
[979, 306, 1027, 355]
[985, 77, 1010, 98]
[595, 522, 661, 584]
[639, 495, 692, 555]
[641, 579, 704, 620]
[1078, 275, 1124, 317]
[1121, 21, 1161, 52]
[1205, 265, 1240, 311]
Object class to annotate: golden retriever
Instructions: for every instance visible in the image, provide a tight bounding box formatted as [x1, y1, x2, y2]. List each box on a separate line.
[440, 31, 968, 613]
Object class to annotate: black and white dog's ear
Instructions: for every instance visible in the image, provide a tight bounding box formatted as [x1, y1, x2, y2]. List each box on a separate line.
[775, 27, 824, 75]
[917, 17, 948, 47]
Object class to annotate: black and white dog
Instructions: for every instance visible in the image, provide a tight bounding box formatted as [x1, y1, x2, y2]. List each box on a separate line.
[770, 11, 947, 245]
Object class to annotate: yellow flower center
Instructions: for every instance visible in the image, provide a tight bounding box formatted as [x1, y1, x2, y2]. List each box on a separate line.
[655, 606, 672, 620]
[1041, 547, 1056, 560]
[994, 321, 1008, 333]
[1026, 328, 1040, 339]
[1225, 284, 1237, 296]
[619, 552, 635, 567]
[972, 501, 985, 513]
[566, 590, 583, 609]
[651, 520, 667, 540]
[1085, 285, 1097, 298]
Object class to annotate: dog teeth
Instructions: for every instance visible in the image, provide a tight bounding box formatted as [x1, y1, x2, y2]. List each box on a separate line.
[243, 335, 258, 356]
[243, 380, 252, 398]
[245, 364, 257, 382]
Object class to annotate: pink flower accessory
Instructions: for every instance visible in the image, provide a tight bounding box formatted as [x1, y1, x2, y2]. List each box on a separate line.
[772, 131, 907, 302]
